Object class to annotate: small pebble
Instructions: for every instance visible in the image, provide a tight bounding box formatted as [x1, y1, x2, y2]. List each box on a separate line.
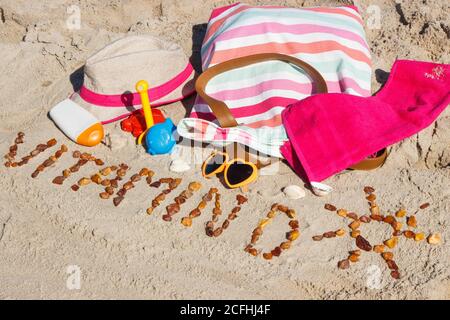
[419, 202, 430, 210]
[427, 233, 441, 245]
[338, 259, 350, 270]
[312, 235, 323, 241]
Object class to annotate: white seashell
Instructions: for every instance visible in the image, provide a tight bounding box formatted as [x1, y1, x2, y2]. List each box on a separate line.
[169, 158, 191, 173]
[310, 182, 333, 197]
[259, 162, 280, 176]
[283, 185, 306, 200]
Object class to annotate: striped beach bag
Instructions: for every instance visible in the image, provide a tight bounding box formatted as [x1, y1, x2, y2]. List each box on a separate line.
[177, 3, 372, 158]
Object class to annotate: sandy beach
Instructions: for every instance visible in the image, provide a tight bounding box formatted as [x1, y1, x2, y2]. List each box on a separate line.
[0, 0, 449, 299]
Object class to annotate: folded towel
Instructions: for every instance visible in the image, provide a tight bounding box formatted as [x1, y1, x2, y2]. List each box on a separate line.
[280, 60, 450, 182]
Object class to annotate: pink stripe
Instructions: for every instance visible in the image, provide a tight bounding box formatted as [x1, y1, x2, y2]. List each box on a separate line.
[225, 96, 298, 118]
[80, 63, 194, 107]
[210, 41, 372, 67]
[213, 130, 228, 141]
[203, 22, 369, 60]
[210, 79, 314, 101]
[344, 5, 360, 13]
[204, 5, 363, 44]
[204, 5, 249, 44]
[209, 77, 369, 102]
[192, 96, 296, 119]
[205, 5, 288, 44]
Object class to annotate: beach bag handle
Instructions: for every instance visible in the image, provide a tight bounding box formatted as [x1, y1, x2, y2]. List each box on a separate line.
[195, 53, 328, 128]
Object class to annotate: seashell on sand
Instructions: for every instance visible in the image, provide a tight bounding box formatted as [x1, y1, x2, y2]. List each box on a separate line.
[169, 158, 191, 173]
[310, 182, 333, 197]
[259, 162, 280, 176]
[283, 185, 306, 200]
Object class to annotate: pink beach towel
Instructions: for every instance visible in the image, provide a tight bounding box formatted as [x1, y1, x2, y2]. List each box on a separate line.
[280, 60, 450, 182]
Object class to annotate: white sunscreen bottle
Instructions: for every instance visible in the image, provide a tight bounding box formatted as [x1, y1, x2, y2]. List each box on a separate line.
[49, 99, 104, 147]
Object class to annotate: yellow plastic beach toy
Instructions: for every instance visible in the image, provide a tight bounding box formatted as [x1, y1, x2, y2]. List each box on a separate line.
[136, 80, 155, 145]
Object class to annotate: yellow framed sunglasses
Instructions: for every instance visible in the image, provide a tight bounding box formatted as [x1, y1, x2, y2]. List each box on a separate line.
[202, 151, 258, 189]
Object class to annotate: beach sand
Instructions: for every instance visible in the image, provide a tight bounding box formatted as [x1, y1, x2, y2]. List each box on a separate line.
[0, 0, 449, 299]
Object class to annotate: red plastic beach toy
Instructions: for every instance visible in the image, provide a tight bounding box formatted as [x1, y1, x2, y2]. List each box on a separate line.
[120, 109, 165, 137]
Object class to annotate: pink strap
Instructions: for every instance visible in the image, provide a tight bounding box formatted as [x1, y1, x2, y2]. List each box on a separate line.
[79, 63, 194, 107]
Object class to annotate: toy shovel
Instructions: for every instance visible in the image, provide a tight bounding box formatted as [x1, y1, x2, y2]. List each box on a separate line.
[136, 80, 154, 145]
[135, 79, 177, 155]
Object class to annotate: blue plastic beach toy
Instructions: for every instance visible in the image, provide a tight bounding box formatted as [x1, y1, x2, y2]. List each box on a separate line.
[144, 118, 177, 155]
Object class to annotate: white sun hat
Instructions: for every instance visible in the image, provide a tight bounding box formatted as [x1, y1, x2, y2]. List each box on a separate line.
[50, 34, 196, 146]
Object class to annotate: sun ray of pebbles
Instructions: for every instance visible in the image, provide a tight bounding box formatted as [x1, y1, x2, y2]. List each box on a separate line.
[313, 186, 441, 281]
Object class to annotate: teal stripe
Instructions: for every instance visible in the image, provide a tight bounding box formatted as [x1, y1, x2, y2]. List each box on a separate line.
[202, 7, 366, 55]
[295, 59, 370, 82]
[207, 60, 370, 87]
[209, 62, 306, 84]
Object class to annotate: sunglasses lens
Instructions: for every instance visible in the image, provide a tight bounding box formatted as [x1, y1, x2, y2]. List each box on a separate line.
[226, 161, 254, 185]
[204, 153, 226, 175]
